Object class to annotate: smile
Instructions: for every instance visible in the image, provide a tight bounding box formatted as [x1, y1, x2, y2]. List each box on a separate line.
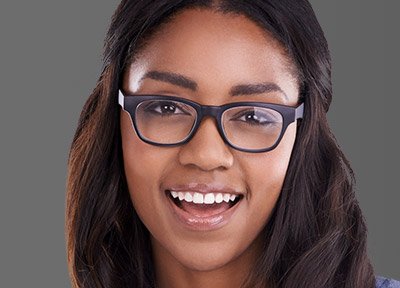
[165, 189, 244, 231]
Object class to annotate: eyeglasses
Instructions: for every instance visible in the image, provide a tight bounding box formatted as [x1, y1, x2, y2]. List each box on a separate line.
[118, 90, 304, 153]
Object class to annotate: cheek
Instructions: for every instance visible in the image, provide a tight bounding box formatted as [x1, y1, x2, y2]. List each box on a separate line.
[121, 110, 157, 184]
[120, 110, 172, 222]
[241, 123, 297, 224]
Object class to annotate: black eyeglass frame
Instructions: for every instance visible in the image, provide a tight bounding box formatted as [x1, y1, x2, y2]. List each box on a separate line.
[118, 89, 304, 153]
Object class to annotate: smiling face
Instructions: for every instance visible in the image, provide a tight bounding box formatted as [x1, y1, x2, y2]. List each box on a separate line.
[120, 8, 300, 283]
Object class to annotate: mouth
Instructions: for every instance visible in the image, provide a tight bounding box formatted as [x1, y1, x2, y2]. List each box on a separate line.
[165, 189, 244, 218]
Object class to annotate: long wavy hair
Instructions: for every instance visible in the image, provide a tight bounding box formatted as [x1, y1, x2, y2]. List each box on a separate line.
[66, 0, 375, 287]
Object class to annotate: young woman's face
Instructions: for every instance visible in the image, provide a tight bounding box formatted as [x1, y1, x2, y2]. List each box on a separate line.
[121, 9, 299, 274]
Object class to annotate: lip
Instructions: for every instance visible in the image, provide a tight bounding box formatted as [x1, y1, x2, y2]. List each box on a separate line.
[163, 183, 245, 232]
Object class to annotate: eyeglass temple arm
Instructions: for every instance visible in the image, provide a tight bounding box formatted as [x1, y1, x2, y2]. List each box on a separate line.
[295, 102, 304, 120]
[118, 90, 125, 109]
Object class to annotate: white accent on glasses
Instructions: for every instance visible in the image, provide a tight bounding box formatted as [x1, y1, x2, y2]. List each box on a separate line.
[119, 90, 125, 109]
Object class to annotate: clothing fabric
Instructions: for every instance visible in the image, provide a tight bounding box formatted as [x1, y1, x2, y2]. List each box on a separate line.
[376, 276, 400, 288]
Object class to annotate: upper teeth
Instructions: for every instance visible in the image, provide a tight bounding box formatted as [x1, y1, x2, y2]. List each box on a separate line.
[170, 191, 239, 204]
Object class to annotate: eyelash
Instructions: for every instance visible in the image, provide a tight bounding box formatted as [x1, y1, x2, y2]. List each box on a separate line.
[231, 110, 278, 126]
[144, 101, 190, 115]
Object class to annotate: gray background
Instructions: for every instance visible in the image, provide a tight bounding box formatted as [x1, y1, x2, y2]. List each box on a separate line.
[0, 1, 398, 287]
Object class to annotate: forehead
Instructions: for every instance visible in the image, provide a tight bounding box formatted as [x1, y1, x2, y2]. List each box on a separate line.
[124, 8, 299, 104]
[138, 9, 292, 68]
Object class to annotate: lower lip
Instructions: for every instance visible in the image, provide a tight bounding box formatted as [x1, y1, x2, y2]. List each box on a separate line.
[165, 192, 243, 231]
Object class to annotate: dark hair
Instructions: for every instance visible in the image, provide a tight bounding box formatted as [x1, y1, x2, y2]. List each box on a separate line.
[66, 0, 375, 287]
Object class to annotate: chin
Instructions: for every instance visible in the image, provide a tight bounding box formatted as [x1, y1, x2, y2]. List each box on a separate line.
[178, 254, 234, 272]
[170, 243, 245, 272]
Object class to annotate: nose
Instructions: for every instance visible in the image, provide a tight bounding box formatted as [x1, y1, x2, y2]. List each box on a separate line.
[178, 117, 234, 171]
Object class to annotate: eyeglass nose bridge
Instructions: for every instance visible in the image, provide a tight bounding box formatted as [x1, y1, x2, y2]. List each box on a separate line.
[199, 105, 220, 119]
[188, 105, 228, 144]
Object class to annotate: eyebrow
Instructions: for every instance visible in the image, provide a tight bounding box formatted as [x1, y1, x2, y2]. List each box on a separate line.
[141, 70, 289, 101]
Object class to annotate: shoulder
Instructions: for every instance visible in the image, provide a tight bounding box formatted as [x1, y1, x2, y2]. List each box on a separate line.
[376, 276, 400, 288]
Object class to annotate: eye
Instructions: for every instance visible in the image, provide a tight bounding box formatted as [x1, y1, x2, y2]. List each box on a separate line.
[144, 100, 190, 116]
[231, 108, 279, 126]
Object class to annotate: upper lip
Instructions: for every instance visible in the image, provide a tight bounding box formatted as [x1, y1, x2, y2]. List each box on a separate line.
[164, 183, 245, 196]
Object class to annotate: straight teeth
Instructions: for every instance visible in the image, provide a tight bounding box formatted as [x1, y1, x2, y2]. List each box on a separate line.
[169, 191, 240, 204]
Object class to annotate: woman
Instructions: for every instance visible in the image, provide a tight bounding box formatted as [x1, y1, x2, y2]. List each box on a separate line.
[66, 0, 399, 287]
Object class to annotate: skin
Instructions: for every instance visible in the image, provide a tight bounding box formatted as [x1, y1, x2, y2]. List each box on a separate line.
[120, 9, 300, 288]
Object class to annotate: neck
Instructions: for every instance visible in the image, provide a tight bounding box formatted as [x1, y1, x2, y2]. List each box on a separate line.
[151, 234, 265, 288]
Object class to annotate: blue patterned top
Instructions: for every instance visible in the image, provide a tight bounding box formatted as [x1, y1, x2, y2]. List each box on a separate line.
[376, 276, 400, 288]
